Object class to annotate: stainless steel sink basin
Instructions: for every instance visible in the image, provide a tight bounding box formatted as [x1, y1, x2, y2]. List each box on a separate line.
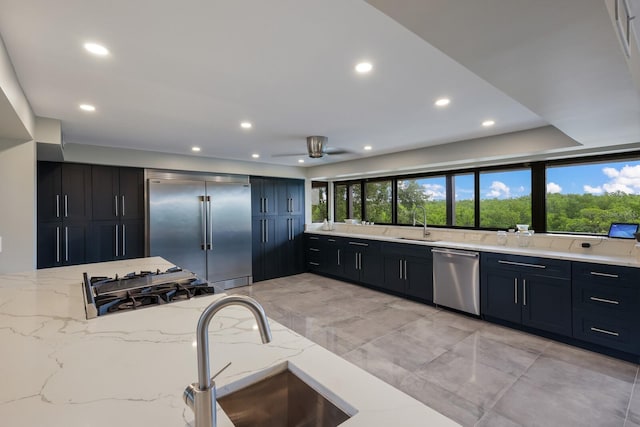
[217, 369, 351, 427]
[395, 236, 440, 242]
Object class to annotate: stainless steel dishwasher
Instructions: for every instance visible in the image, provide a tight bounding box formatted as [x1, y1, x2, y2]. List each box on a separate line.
[432, 248, 480, 315]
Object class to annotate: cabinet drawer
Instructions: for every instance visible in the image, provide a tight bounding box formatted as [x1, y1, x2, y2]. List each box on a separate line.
[306, 247, 322, 263]
[573, 279, 639, 317]
[482, 252, 570, 278]
[572, 262, 640, 286]
[573, 310, 639, 354]
[345, 238, 380, 252]
[382, 241, 431, 258]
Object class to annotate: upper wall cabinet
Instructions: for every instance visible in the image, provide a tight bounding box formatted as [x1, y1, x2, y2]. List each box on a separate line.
[277, 179, 304, 215]
[92, 166, 144, 221]
[37, 162, 92, 223]
[250, 177, 278, 216]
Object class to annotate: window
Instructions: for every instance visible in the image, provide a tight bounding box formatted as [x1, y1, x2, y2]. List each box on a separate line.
[452, 173, 475, 227]
[334, 181, 362, 222]
[546, 159, 640, 234]
[479, 169, 531, 229]
[311, 181, 328, 222]
[397, 176, 446, 226]
[364, 180, 392, 223]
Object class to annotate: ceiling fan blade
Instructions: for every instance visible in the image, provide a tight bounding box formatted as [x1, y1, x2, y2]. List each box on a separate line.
[271, 152, 307, 157]
[324, 148, 353, 155]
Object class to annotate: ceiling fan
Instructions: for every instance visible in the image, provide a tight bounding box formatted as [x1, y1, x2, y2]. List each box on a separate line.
[273, 136, 352, 159]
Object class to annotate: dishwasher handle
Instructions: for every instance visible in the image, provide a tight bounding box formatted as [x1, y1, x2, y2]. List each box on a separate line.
[431, 248, 479, 258]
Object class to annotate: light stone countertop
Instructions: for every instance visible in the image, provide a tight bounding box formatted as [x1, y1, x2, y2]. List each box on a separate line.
[306, 225, 640, 268]
[0, 257, 459, 427]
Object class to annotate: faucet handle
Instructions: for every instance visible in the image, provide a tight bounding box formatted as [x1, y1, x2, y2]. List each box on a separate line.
[211, 361, 232, 381]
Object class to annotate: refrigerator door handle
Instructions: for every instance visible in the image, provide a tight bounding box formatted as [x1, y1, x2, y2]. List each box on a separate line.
[200, 196, 206, 250]
[207, 196, 213, 250]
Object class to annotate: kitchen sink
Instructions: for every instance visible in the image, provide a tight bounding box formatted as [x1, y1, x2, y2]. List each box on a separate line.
[395, 236, 440, 242]
[217, 367, 352, 427]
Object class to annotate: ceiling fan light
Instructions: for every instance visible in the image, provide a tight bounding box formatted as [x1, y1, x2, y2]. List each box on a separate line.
[306, 136, 327, 158]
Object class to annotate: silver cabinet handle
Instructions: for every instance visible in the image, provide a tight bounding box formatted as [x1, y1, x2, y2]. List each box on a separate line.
[264, 197, 268, 213]
[514, 278, 518, 304]
[309, 236, 319, 240]
[289, 218, 293, 241]
[115, 224, 119, 257]
[309, 262, 320, 266]
[56, 226, 60, 263]
[523, 279, 527, 306]
[200, 196, 206, 250]
[328, 238, 336, 242]
[355, 252, 359, 270]
[337, 249, 341, 266]
[64, 226, 69, 262]
[498, 260, 545, 269]
[121, 195, 125, 217]
[404, 260, 407, 280]
[348, 241, 369, 247]
[590, 327, 619, 337]
[265, 219, 268, 243]
[122, 224, 126, 257]
[589, 296, 620, 305]
[64, 195, 68, 217]
[207, 196, 213, 250]
[309, 248, 320, 252]
[56, 195, 60, 218]
[590, 271, 619, 278]
[399, 259, 403, 279]
[432, 248, 479, 258]
[359, 253, 362, 270]
[114, 195, 119, 217]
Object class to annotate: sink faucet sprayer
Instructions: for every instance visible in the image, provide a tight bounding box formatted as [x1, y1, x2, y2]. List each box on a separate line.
[183, 295, 272, 427]
[412, 205, 430, 237]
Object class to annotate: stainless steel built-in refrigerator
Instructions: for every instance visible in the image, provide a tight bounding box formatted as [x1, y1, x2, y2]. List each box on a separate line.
[147, 174, 252, 289]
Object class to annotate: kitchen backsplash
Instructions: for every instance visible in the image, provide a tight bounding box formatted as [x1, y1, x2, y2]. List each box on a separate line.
[306, 222, 640, 258]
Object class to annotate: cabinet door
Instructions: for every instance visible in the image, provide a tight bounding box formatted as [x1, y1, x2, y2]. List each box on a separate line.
[37, 162, 62, 223]
[250, 178, 265, 217]
[62, 223, 88, 266]
[278, 179, 304, 215]
[342, 247, 360, 282]
[37, 222, 62, 268]
[276, 216, 302, 277]
[251, 217, 265, 281]
[482, 269, 521, 324]
[122, 220, 145, 259]
[325, 239, 345, 277]
[383, 255, 405, 293]
[262, 217, 279, 280]
[360, 251, 385, 288]
[252, 217, 279, 282]
[405, 255, 433, 302]
[61, 164, 92, 222]
[89, 221, 118, 262]
[119, 168, 144, 220]
[92, 166, 119, 221]
[251, 178, 278, 216]
[522, 275, 572, 336]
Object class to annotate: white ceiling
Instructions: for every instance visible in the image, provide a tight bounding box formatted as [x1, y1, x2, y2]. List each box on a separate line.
[0, 0, 638, 167]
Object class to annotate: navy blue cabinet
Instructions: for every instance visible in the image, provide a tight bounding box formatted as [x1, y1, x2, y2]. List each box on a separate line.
[481, 253, 572, 336]
[305, 234, 344, 276]
[251, 177, 305, 282]
[572, 262, 640, 354]
[382, 242, 433, 302]
[342, 239, 384, 288]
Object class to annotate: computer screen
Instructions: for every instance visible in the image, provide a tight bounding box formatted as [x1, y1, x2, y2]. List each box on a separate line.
[607, 223, 639, 239]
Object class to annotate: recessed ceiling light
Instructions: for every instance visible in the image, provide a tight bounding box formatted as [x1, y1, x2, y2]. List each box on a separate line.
[83, 42, 109, 56]
[252, 153, 260, 159]
[240, 121, 252, 129]
[191, 146, 201, 152]
[355, 62, 373, 73]
[435, 98, 451, 107]
[364, 145, 372, 151]
[298, 159, 305, 163]
[482, 120, 495, 127]
[79, 104, 96, 112]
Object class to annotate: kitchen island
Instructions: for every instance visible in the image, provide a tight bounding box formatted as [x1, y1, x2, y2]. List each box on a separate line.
[0, 257, 459, 426]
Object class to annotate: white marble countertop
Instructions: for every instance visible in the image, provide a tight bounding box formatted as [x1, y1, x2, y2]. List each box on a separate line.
[306, 228, 640, 268]
[0, 257, 459, 426]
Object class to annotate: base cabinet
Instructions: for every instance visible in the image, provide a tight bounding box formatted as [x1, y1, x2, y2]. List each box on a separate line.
[342, 239, 384, 288]
[382, 242, 433, 301]
[572, 262, 640, 354]
[481, 253, 572, 336]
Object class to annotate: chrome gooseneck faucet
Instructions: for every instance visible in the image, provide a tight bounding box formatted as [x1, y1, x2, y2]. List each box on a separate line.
[184, 295, 272, 427]
[412, 205, 430, 237]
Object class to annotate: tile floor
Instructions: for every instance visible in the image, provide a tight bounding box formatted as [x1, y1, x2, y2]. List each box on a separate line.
[228, 273, 640, 427]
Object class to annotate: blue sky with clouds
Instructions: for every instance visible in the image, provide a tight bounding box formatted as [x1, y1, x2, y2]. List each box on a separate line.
[417, 160, 640, 201]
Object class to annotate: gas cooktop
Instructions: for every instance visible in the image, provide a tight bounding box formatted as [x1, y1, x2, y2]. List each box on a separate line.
[82, 267, 218, 319]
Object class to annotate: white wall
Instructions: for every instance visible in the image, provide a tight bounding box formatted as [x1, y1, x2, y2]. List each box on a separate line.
[0, 34, 34, 141]
[0, 140, 36, 273]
